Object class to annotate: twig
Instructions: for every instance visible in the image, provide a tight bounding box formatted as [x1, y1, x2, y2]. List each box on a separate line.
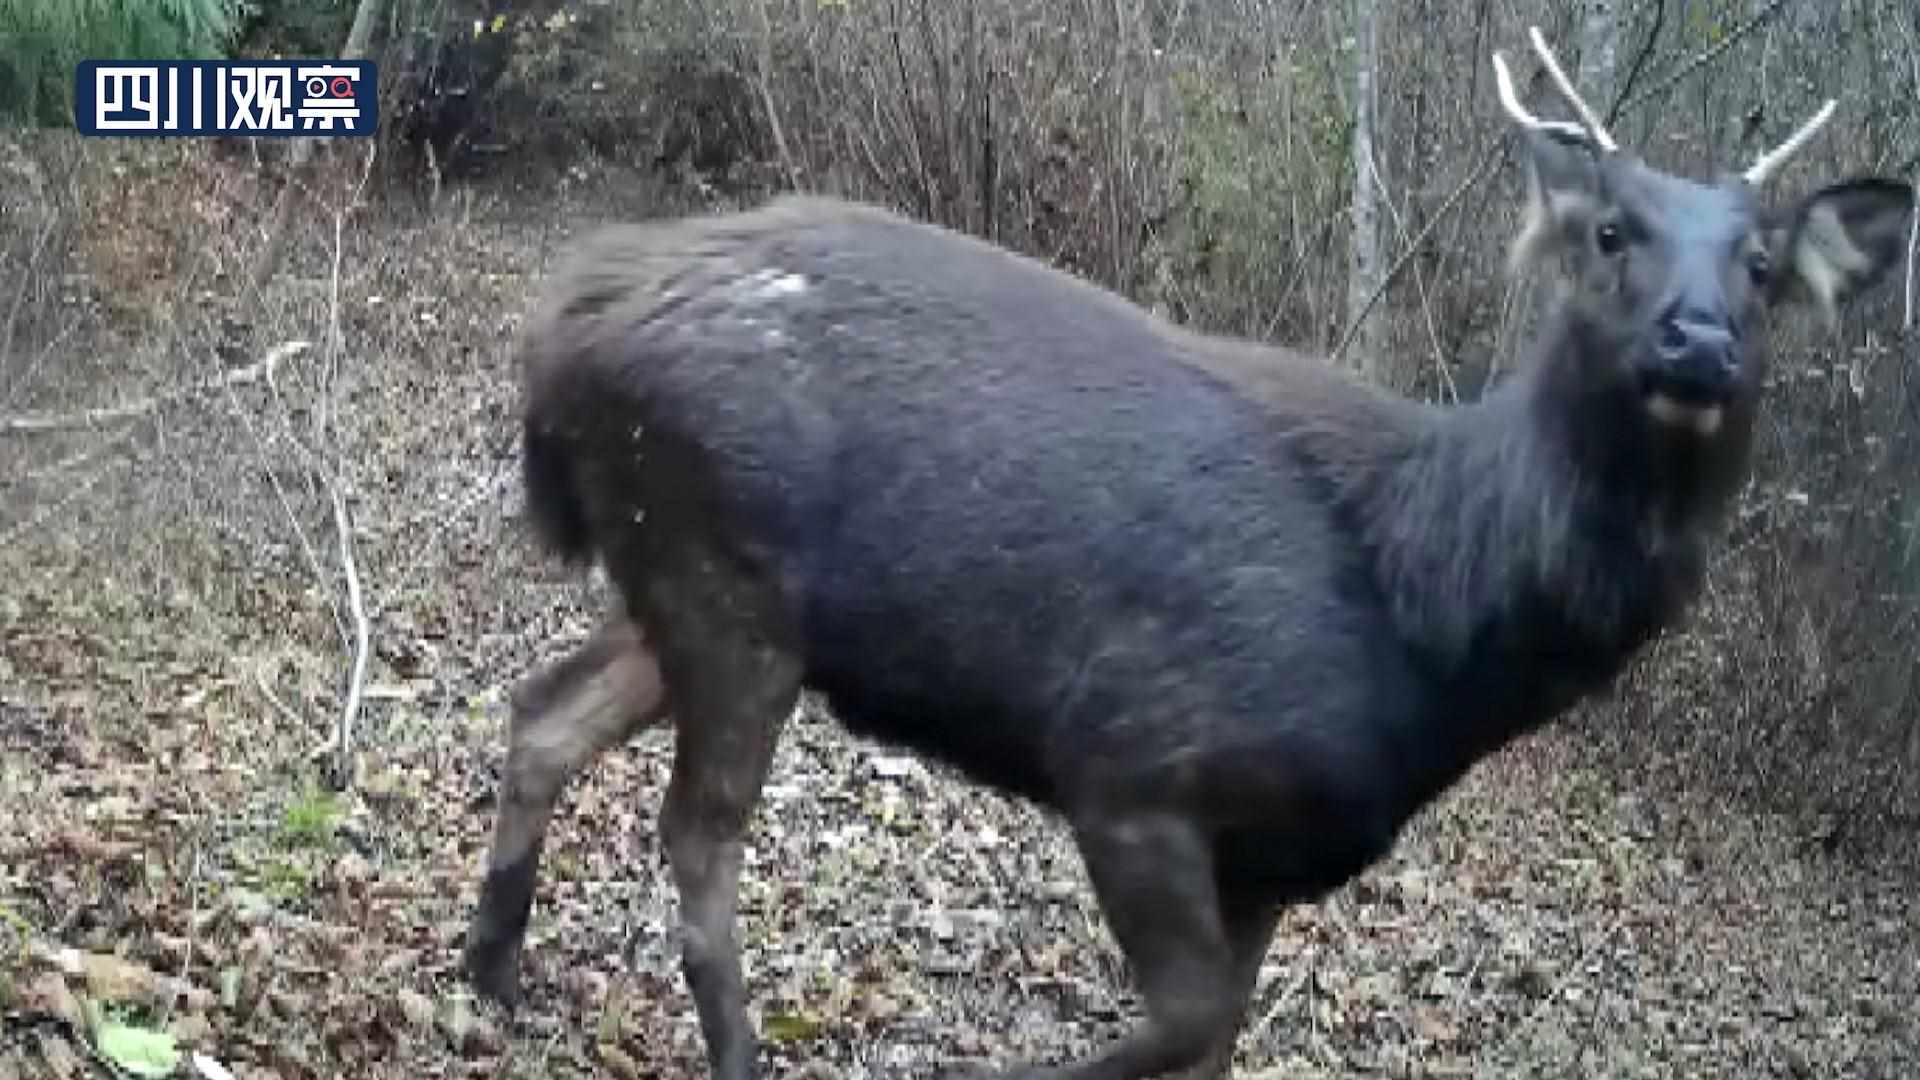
[329, 476, 370, 790]
[1613, 0, 1788, 117]
[163, 832, 203, 1029]
[750, 0, 805, 192]
[1903, 178, 1917, 334]
[321, 143, 379, 790]
[1, 205, 57, 387]
[0, 434, 137, 545]
[253, 659, 308, 731]
[1, 340, 311, 434]
[1367, 137, 1460, 402]
[1603, 0, 1666, 128]
[1330, 135, 1504, 370]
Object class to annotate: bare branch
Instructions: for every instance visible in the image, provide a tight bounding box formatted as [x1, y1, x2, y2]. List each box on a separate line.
[1, 340, 311, 434]
[1331, 135, 1505, 369]
[329, 475, 371, 790]
[1903, 192, 1917, 333]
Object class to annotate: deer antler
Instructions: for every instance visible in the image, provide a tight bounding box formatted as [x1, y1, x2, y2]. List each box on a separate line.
[1490, 27, 1617, 152]
[1527, 27, 1616, 152]
[1744, 100, 1837, 186]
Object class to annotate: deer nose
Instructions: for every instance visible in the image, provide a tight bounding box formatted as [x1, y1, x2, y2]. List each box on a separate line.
[1651, 313, 1738, 403]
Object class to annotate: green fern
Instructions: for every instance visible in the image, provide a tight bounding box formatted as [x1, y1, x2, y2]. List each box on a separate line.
[0, 0, 253, 126]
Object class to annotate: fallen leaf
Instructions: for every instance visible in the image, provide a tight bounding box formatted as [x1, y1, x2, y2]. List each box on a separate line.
[763, 1011, 825, 1042]
[81, 951, 157, 1004]
[95, 1020, 181, 1078]
[596, 1043, 642, 1079]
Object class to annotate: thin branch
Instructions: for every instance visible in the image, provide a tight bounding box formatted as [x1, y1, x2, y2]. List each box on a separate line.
[1, 206, 58, 387]
[1614, 0, 1788, 117]
[1903, 193, 1917, 334]
[1330, 134, 1504, 370]
[1604, 0, 1665, 128]
[329, 476, 370, 789]
[0, 425, 140, 546]
[1, 340, 311, 434]
[750, 0, 805, 192]
[1365, 136, 1457, 401]
[322, 143, 379, 791]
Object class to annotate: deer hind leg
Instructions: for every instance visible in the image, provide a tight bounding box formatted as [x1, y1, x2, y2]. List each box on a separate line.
[634, 547, 802, 1080]
[983, 812, 1260, 1080]
[465, 612, 669, 1007]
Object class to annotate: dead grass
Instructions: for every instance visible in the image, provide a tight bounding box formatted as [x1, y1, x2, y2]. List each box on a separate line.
[0, 136, 1915, 1079]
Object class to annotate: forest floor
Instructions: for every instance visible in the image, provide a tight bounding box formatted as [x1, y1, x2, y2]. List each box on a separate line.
[1, 139, 1915, 1079]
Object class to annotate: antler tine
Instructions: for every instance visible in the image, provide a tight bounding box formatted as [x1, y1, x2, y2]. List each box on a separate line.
[1526, 26, 1617, 152]
[1744, 99, 1837, 186]
[1491, 50, 1589, 143]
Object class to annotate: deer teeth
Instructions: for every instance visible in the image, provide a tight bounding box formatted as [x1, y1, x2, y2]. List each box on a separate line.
[1645, 393, 1723, 435]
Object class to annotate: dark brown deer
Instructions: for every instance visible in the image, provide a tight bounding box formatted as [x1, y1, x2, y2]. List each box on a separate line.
[462, 29, 1913, 1080]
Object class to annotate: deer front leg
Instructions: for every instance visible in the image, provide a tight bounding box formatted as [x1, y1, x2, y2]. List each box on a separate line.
[974, 812, 1255, 1080]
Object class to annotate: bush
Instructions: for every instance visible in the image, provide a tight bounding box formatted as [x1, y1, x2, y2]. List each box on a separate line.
[0, 0, 248, 126]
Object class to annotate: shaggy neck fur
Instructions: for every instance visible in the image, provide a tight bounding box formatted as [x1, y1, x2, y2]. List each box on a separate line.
[1354, 308, 1753, 759]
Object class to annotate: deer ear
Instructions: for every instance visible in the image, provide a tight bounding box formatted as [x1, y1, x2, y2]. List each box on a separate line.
[1767, 178, 1914, 324]
[1509, 130, 1604, 274]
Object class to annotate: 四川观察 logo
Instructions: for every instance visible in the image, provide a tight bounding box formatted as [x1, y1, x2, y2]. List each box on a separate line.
[74, 60, 378, 137]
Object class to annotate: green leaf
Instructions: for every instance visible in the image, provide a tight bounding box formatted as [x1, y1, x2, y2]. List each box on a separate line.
[96, 1021, 182, 1078]
[761, 1011, 825, 1042]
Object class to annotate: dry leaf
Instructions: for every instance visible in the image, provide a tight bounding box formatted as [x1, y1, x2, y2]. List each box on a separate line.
[596, 1043, 642, 1080]
[81, 951, 158, 1004]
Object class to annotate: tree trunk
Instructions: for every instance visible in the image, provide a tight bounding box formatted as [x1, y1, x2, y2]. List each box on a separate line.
[1343, 0, 1383, 380]
[1578, 0, 1619, 117]
[247, 0, 388, 293]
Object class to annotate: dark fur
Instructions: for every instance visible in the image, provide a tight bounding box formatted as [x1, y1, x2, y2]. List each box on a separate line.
[480, 143, 1912, 1078]
[520, 197, 1726, 838]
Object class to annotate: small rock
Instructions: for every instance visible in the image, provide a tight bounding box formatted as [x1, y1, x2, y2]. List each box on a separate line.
[596, 1043, 642, 1079]
[16, 972, 84, 1031]
[227, 890, 277, 925]
[189, 1052, 237, 1080]
[395, 989, 435, 1031]
[376, 948, 420, 976]
[169, 1012, 213, 1047]
[436, 993, 503, 1056]
[35, 1031, 83, 1079]
[330, 852, 373, 885]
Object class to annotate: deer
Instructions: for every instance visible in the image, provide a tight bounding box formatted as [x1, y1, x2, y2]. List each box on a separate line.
[460, 28, 1914, 1080]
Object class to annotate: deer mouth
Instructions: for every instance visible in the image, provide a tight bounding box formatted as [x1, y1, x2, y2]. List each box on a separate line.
[1644, 390, 1724, 435]
[1639, 369, 1730, 436]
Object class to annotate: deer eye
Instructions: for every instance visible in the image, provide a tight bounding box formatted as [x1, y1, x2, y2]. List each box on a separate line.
[1595, 222, 1625, 256]
[1746, 250, 1773, 287]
